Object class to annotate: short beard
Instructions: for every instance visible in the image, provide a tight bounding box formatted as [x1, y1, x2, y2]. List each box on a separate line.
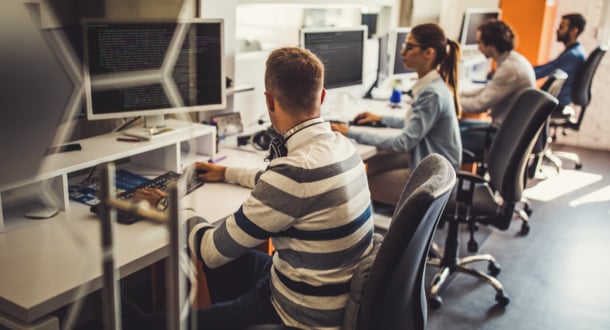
[556, 32, 569, 44]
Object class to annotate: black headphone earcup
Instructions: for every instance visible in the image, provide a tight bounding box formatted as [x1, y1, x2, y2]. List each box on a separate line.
[252, 130, 273, 150]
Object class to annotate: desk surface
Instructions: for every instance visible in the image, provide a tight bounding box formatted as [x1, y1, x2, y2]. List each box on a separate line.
[0, 120, 381, 325]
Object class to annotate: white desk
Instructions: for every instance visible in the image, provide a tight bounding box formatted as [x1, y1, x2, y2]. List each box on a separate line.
[0, 124, 379, 329]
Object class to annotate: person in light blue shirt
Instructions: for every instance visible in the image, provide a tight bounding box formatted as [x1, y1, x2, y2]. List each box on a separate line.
[331, 23, 462, 206]
[534, 13, 587, 105]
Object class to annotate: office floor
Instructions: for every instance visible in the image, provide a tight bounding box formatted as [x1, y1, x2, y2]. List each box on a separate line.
[425, 145, 610, 330]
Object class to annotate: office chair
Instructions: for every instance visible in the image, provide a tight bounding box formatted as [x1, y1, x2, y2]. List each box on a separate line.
[427, 88, 558, 309]
[245, 153, 456, 330]
[459, 122, 496, 176]
[528, 69, 568, 178]
[547, 45, 607, 170]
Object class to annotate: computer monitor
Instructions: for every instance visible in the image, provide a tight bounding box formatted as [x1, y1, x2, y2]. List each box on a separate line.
[388, 27, 417, 81]
[363, 32, 389, 99]
[300, 26, 367, 90]
[83, 18, 226, 139]
[458, 8, 501, 51]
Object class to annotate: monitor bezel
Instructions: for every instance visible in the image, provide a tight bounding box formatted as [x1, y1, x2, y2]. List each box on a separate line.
[83, 18, 226, 122]
[458, 8, 502, 51]
[387, 26, 417, 82]
[299, 25, 368, 90]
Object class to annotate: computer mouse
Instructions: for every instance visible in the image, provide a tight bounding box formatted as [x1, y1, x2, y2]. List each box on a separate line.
[352, 114, 366, 124]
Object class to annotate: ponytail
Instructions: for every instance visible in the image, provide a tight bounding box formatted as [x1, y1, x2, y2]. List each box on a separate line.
[438, 39, 462, 119]
[411, 23, 462, 119]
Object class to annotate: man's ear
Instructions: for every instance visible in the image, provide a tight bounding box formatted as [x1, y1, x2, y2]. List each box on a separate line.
[264, 92, 275, 112]
[569, 27, 580, 40]
[320, 88, 326, 105]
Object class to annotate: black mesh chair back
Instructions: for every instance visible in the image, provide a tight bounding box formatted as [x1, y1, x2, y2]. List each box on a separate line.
[357, 154, 455, 330]
[571, 45, 607, 130]
[486, 88, 558, 228]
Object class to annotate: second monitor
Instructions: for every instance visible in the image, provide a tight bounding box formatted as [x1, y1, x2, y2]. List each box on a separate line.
[300, 25, 367, 90]
[300, 25, 367, 117]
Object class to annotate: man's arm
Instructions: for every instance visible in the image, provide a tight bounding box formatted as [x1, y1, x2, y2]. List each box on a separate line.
[188, 169, 297, 269]
[534, 51, 582, 79]
[196, 161, 263, 189]
[461, 62, 518, 114]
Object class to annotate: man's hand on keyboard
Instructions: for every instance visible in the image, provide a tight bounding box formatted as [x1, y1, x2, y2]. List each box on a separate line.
[133, 188, 168, 210]
[195, 161, 226, 182]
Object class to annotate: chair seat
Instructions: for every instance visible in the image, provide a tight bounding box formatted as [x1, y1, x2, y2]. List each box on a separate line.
[446, 184, 501, 217]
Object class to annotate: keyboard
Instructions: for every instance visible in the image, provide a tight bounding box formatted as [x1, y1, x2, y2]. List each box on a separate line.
[90, 170, 204, 224]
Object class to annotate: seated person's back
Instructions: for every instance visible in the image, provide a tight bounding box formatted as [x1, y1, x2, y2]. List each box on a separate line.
[534, 13, 587, 106]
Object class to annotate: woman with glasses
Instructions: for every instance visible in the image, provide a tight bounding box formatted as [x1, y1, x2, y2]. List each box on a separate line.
[331, 23, 462, 207]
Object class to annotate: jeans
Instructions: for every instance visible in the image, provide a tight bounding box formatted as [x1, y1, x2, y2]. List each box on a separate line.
[125, 249, 282, 330]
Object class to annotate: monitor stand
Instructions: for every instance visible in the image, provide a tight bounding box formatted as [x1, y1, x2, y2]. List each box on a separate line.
[321, 89, 360, 122]
[122, 116, 194, 140]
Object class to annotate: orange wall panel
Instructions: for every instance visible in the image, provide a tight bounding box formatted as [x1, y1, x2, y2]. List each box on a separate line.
[500, 0, 557, 65]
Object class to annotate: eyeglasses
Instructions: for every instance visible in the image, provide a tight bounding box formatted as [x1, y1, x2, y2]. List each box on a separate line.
[402, 42, 423, 51]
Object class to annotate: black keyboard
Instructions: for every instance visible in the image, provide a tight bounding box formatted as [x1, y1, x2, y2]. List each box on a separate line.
[90, 170, 204, 224]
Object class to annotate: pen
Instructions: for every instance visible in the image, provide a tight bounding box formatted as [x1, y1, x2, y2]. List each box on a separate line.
[117, 137, 142, 142]
[208, 155, 227, 164]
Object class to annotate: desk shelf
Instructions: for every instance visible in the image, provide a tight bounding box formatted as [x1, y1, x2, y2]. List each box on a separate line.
[0, 120, 216, 327]
[0, 119, 216, 232]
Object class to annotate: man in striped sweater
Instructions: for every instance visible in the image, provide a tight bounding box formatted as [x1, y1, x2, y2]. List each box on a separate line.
[189, 47, 375, 329]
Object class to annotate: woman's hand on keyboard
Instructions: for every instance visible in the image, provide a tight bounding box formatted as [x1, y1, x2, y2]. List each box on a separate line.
[195, 161, 226, 182]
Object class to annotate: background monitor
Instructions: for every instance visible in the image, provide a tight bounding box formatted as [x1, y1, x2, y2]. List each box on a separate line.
[364, 32, 391, 99]
[458, 8, 501, 51]
[83, 18, 226, 137]
[388, 27, 417, 81]
[300, 26, 367, 90]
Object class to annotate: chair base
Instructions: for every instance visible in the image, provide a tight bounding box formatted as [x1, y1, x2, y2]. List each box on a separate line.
[514, 198, 531, 235]
[427, 253, 509, 309]
[426, 218, 510, 309]
[529, 146, 582, 179]
[549, 150, 583, 170]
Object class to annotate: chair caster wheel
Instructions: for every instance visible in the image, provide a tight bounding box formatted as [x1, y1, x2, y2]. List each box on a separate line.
[467, 240, 478, 253]
[524, 206, 533, 216]
[429, 296, 443, 310]
[495, 293, 510, 306]
[520, 222, 530, 235]
[488, 261, 501, 276]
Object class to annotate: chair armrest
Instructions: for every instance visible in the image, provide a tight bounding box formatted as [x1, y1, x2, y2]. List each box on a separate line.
[460, 124, 495, 133]
[462, 148, 476, 161]
[454, 170, 487, 206]
[456, 170, 487, 183]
